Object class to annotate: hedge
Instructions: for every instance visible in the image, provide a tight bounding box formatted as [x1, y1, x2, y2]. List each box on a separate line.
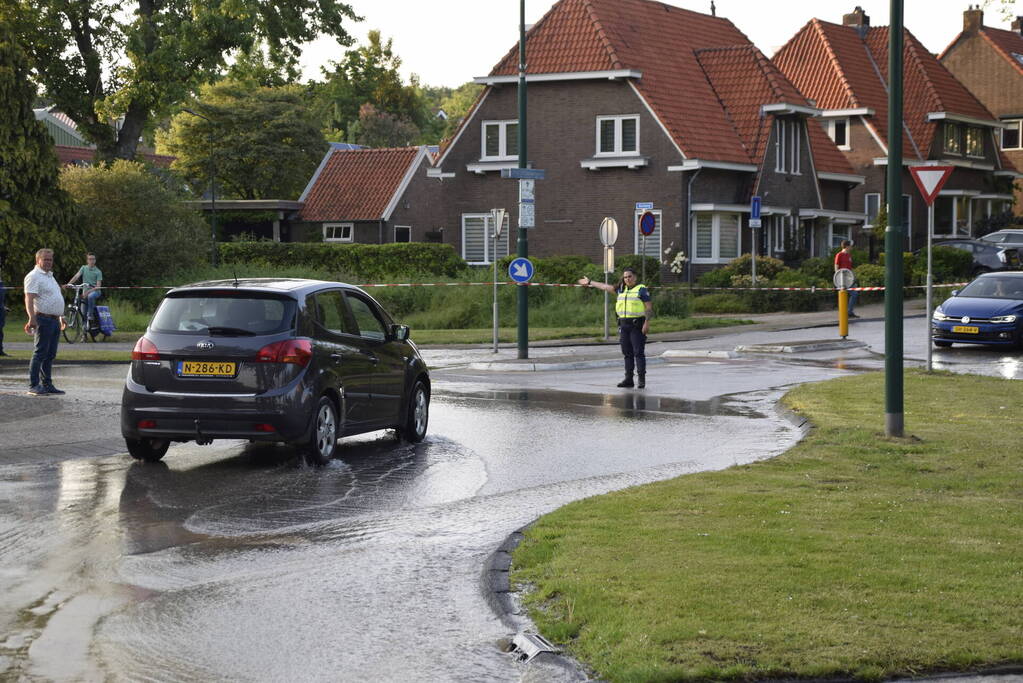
[217, 242, 467, 281]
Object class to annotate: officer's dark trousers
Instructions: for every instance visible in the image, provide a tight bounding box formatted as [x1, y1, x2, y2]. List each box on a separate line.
[618, 317, 646, 377]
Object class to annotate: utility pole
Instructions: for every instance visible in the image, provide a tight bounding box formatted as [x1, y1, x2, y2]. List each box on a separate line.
[885, 0, 905, 437]
[516, 0, 529, 359]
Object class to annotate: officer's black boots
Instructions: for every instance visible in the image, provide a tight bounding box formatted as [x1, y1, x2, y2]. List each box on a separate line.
[617, 375, 635, 388]
[637, 374, 646, 389]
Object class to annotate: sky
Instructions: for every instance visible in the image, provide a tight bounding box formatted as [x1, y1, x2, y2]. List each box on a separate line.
[297, 0, 1021, 88]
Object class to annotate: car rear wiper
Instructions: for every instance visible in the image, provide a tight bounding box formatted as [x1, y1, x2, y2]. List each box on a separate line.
[206, 326, 257, 336]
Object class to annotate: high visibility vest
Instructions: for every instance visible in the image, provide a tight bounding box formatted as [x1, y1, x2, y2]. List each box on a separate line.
[615, 283, 647, 318]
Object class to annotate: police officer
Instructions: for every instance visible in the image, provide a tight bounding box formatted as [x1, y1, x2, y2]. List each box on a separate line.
[578, 267, 653, 388]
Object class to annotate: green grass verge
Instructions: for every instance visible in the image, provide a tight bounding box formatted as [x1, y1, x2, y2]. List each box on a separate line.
[511, 370, 1023, 682]
[409, 317, 751, 345]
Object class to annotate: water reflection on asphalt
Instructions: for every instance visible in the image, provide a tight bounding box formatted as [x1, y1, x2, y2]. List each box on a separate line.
[0, 383, 803, 682]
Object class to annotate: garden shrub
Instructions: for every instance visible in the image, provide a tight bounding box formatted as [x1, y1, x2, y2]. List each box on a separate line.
[854, 263, 886, 287]
[726, 253, 787, 280]
[696, 268, 733, 289]
[692, 293, 746, 313]
[798, 257, 832, 282]
[654, 289, 691, 318]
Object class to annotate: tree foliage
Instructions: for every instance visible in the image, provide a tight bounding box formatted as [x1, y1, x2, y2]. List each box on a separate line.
[347, 103, 420, 148]
[158, 80, 328, 200]
[313, 30, 428, 143]
[3, 0, 359, 161]
[0, 19, 82, 285]
[438, 82, 484, 141]
[60, 161, 209, 292]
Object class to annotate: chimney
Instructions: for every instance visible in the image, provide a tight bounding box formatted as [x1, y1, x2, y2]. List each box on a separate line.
[843, 7, 870, 37]
[963, 5, 983, 34]
[1013, 16, 1023, 35]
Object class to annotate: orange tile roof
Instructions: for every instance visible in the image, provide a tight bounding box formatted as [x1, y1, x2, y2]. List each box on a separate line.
[695, 45, 855, 175]
[298, 147, 420, 222]
[488, 0, 759, 164]
[775, 19, 998, 160]
[941, 25, 1023, 79]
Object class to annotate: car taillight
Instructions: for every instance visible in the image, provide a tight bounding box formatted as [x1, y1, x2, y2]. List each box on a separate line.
[255, 339, 312, 366]
[131, 337, 161, 361]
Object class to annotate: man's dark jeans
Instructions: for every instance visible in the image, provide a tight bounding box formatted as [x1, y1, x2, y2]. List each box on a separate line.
[619, 317, 647, 377]
[30, 316, 60, 388]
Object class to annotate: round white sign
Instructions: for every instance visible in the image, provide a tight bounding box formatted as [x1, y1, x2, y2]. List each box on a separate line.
[833, 268, 855, 289]
[599, 217, 619, 247]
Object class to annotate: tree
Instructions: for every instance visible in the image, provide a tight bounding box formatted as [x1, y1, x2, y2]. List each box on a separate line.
[3, 0, 359, 161]
[224, 43, 302, 89]
[0, 19, 82, 287]
[347, 103, 420, 148]
[158, 80, 329, 200]
[60, 161, 208, 293]
[438, 82, 484, 141]
[313, 30, 427, 142]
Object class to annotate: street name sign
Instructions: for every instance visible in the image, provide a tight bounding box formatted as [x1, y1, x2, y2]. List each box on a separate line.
[501, 168, 546, 180]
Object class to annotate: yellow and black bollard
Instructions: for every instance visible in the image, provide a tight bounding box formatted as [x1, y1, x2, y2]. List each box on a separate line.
[838, 289, 849, 338]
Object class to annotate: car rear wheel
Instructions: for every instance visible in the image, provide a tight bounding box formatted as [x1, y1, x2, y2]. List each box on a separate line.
[934, 340, 952, 348]
[126, 437, 170, 462]
[398, 380, 429, 443]
[302, 396, 338, 466]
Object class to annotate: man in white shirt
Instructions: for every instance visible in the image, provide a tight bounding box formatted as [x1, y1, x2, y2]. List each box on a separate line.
[23, 248, 67, 395]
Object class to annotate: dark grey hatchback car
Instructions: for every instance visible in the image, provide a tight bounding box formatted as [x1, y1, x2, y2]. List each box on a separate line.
[121, 278, 430, 465]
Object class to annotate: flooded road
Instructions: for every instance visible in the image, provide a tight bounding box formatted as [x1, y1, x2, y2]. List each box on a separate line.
[0, 355, 842, 682]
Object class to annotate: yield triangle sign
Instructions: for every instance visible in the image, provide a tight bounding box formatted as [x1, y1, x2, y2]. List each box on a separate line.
[909, 165, 954, 206]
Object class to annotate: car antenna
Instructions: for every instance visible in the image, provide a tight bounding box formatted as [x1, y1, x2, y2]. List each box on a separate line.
[233, 268, 240, 287]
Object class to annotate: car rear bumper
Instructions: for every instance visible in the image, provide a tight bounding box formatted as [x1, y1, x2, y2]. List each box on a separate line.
[120, 375, 314, 442]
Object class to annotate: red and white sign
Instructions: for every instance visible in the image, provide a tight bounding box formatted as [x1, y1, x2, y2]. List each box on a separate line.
[908, 165, 954, 206]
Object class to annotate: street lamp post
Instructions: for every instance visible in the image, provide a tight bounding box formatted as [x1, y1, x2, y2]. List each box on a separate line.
[182, 108, 218, 266]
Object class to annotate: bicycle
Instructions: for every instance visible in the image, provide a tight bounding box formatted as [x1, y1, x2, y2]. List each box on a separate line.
[63, 283, 95, 343]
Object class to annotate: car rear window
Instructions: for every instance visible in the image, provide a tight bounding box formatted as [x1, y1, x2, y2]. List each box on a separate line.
[151, 293, 297, 335]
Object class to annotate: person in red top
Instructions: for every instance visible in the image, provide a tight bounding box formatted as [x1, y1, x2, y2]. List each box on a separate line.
[834, 239, 859, 318]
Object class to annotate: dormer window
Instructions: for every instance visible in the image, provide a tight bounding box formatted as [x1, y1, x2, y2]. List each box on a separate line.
[965, 126, 984, 157]
[1003, 120, 1022, 150]
[596, 115, 639, 156]
[481, 120, 518, 160]
[825, 118, 850, 150]
[943, 123, 962, 155]
[774, 119, 801, 174]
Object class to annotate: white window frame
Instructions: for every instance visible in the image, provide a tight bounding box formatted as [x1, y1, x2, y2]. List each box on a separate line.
[595, 115, 640, 156]
[324, 222, 354, 243]
[864, 193, 881, 227]
[825, 117, 851, 150]
[934, 194, 973, 237]
[394, 225, 411, 243]
[480, 120, 518, 161]
[692, 212, 741, 264]
[1001, 120, 1022, 150]
[633, 209, 662, 260]
[829, 222, 851, 250]
[774, 119, 801, 174]
[460, 213, 510, 265]
[768, 215, 787, 254]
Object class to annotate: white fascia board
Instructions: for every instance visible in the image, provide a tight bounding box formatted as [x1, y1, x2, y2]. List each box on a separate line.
[761, 103, 821, 117]
[473, 69, 642, 85]
[668, 159, 757, 173]
[298, 148, 335, 203]
[820, 108, 875, 117]
[434, 88, 491, 168]
[798, 208, 866, 223]
[466, 160, 521, 174]
[927, 112, 1009, 129]
[817, 171, 866, 184]
[995, 170, 1023, 178]
[938, 189, 982, 196]
[974, 193, 1015, 199]
[382, 147, 429, 221]
[627, 81, 687, 162]
[692, 203, 791, 214]
[580, 156, 649, 170]
[426, 168, 455, 179]
[860, 115, 888, 154]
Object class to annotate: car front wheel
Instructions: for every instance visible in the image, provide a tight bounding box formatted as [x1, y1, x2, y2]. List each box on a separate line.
[126, 437, 170, 462]
[302, 395, 339, 466]
[398, 380, 429, 443]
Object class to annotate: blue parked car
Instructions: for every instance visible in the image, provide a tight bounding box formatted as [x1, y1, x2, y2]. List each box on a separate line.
[931, 272, 1023, 349]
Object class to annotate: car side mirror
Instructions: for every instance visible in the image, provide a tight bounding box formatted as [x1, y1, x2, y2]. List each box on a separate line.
[951, 290, 959, 297]
[391, 324, 410, 342]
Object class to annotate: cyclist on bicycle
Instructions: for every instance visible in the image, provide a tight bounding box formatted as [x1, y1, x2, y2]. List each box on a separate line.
[65, 253, 103, 331]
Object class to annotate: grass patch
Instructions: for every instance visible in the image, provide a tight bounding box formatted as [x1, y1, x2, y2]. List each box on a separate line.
[511, 370, 1023, 682]
[410, 317, 751, 345]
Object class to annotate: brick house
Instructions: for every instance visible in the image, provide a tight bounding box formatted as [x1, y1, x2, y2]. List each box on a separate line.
[295, 145, 435, 244]
[940, 7, 1023, 216]
[413, 0, 863, 277]
[774, 7, 1019, 249]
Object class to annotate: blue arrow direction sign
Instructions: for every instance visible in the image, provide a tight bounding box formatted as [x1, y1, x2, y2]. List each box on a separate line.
[501, 168, 546, 180]
[508, 257, 535, 283]
[751, 195, 762, 219]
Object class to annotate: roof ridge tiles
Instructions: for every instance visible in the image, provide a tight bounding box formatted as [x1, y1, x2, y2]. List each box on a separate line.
[582, 0, 624, 70]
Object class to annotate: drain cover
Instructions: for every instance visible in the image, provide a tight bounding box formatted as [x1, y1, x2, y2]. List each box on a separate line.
[511, 632, 560, 662]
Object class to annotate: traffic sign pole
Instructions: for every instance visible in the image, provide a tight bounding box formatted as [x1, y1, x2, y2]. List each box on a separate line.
[885, 0, 905, 438]
[517, 0, 529, 360]
[599, 218, 619, 342]
[926, 204, 934, 372]
[908, 165, 953, 375]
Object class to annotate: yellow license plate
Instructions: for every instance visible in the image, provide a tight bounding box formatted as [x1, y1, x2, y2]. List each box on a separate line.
[952, 325, 979, 334]
[177, 361, 237, 377]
